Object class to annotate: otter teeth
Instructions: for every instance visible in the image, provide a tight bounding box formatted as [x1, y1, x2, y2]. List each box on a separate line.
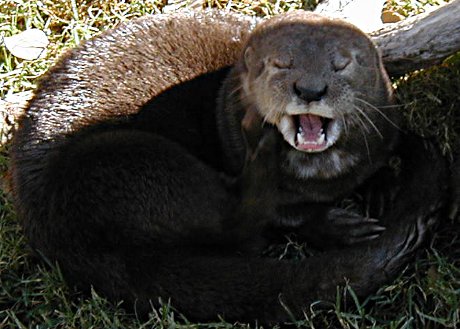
[297, 127, 325, 144]
[278, 115, 296, 146]
[297, 127, 326, 150]
[277, 114, 339, 153]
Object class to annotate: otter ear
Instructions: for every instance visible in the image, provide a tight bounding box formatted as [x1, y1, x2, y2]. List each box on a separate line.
[243, 46, 264, 77]
[243, 46, 255, 70]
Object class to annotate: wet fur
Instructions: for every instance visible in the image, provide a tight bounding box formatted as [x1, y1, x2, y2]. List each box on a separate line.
[10, 10, 447, 324]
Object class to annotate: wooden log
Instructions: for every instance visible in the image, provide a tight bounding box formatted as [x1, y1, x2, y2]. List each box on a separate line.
[370, 0, 460, 76]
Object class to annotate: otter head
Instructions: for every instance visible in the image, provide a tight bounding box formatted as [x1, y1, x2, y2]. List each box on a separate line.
[238, 11, 400, 180]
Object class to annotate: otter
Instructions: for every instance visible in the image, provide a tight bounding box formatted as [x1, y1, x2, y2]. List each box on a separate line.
[9, 10, 447, 324]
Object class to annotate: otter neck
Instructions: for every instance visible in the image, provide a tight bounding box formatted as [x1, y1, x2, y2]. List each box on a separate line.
[278, 143, 391, 203]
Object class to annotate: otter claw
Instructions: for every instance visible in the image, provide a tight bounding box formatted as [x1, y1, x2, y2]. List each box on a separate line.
[365, 218, 379, 223]
[385, 215, 428, 271]
[324, 208, 386, 246]
[349, 233, 381, 244]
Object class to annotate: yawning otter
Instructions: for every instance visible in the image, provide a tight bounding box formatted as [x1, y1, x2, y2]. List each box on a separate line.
[9, 10, 447, 324]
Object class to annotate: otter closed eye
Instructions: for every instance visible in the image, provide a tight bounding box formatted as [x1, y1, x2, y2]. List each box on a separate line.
[272, 57, 292, 69]
[332, 48, 352, 72]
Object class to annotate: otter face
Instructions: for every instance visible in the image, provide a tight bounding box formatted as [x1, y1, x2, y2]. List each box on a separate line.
[240, 13, 395, 162]
[243, 41, 347, 153]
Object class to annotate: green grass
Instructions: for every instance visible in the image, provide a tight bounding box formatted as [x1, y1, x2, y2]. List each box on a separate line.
[1, 0, 459, 328]
[396, 56, 460, 159]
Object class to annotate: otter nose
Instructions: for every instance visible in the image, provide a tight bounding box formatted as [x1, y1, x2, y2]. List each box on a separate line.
[294, 82, 328, 103]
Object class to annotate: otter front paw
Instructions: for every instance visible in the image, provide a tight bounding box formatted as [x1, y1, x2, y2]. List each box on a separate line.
[384, 213, 437, 273]
[325, 208, 386, 245]
[297, 207, 386, 250]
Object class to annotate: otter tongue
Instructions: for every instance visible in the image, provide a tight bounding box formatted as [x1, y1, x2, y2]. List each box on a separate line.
[298, 114, 323, 141]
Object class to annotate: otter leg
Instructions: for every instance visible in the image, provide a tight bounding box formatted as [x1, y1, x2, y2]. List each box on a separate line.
[275, 137, 447, 320]
[234, 129, 446, 322]
[364, 135, 448, 229]
[272, 137, 447, 251]
[274, 204, 387, 249]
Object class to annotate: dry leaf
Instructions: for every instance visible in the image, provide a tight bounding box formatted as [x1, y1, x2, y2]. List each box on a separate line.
[4, 29, 49, 60]
[381, 10, 404, 23]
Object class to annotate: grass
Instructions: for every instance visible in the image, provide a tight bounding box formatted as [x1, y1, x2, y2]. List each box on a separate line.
[1, 0, 459, 328]
[396, 55, 460, 159]
[386, 0, 451, 16]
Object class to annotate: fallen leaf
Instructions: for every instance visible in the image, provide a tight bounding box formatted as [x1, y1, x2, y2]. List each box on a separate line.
[381, 10, 404, 23]
[4, 29, 49, 60]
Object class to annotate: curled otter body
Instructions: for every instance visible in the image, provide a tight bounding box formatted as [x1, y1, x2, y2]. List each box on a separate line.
[10, 10, 447, 324]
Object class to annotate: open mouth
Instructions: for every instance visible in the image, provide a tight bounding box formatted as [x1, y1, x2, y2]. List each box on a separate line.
[277, 113, 340, 153]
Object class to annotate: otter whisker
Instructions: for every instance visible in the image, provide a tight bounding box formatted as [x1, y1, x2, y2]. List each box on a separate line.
[351, 110, 370, 134]
[340, 112, 349, 137]
[372, 103, 406, 109]
[355, 97, 402, 130]
[353, 105, 383, 138]
[228, 83, 244, 97]
[263, 106, 276, 124]
[349, 112, 372, 162]
[360, 125, 372, 164]
[262, 103, 283, 125]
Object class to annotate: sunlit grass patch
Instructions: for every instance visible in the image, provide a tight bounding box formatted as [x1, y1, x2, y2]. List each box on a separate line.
[0, 0, 166, 97]
[203, 0, 317, 16]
